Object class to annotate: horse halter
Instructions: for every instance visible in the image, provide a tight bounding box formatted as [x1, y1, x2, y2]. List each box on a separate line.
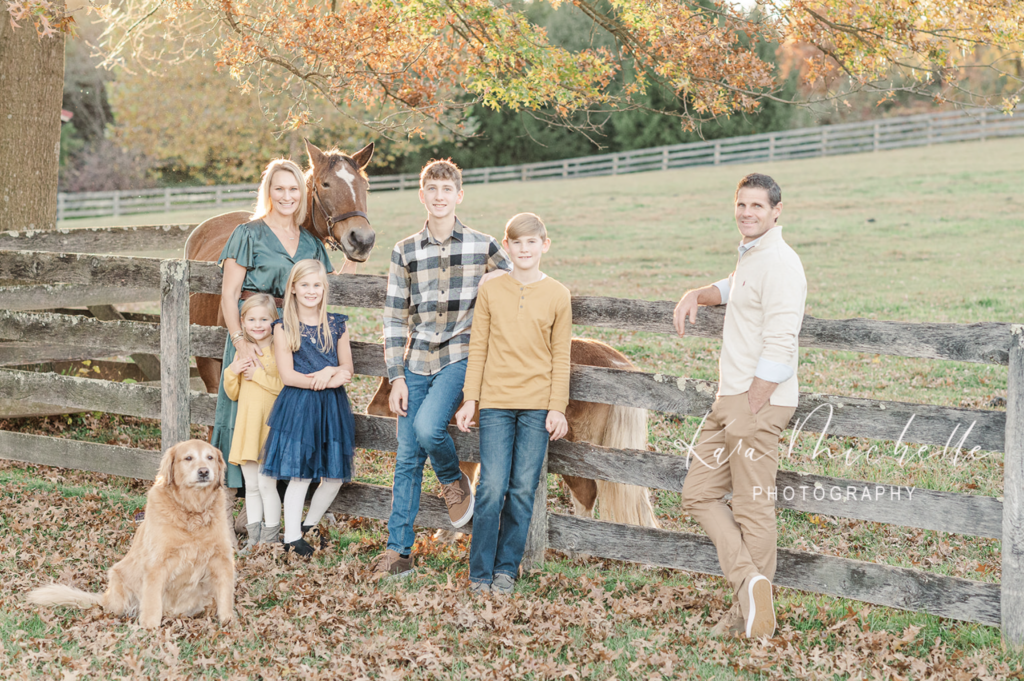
[311, 181, 370, 252]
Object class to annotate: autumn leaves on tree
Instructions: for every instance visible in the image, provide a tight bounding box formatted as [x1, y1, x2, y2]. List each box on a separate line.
[91, 0, 1023, 135]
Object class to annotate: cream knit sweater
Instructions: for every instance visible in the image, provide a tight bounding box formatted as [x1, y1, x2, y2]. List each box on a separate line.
[718, 226, 806, 407]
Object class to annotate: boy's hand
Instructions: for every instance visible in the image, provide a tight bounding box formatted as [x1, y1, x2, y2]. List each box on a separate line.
[309, 367, 335, 391]
[228, 357, 252, 375]
[389, 378, 409, 416]
[546, 411, 568, 441]
[455, 401, 477, 432]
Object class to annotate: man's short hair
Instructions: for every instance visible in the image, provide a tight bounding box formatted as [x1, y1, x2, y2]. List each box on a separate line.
[735, 173, 782, 207]
[420, 159, 462, 191]
[505, 212, 547, 240]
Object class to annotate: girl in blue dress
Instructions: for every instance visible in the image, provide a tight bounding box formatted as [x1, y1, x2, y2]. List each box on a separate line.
[261, 259, 356, 556]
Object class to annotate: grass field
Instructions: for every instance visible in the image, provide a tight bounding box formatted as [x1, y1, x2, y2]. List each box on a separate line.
[3, 137, 1020, 678]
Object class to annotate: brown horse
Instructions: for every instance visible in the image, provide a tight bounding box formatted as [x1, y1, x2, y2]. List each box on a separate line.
[185, 140, 376, 393]
[367, 337, 659, 528]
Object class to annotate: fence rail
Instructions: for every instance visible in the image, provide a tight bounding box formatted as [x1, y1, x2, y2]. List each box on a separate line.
[0, 230, 1020, 643]
[56, 108, 1024, 221]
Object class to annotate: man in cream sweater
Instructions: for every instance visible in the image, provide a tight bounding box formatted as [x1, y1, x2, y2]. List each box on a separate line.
[674, 173, 806, 639]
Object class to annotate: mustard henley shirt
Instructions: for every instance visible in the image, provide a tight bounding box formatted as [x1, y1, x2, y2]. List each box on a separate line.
[462, 273, 573, 412]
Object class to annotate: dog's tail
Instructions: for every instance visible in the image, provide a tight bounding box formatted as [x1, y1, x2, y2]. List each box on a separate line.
[27, 584, 103, 609]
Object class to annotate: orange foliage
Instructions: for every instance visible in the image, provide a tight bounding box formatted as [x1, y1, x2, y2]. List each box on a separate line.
[18, 1, 1024, 129]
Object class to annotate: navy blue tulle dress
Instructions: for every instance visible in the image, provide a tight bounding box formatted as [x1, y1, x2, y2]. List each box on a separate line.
[261, 313, 355, 481]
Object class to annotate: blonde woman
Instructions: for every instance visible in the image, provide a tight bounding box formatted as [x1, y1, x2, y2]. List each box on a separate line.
[260, 259, 355, 557]
[212, 158, 336, 491]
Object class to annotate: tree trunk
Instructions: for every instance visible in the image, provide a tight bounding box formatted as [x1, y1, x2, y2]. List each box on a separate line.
[0, 9, 65, 231]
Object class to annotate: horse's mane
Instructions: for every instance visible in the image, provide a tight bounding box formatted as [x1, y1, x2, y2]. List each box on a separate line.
[306, 149, 368, 181]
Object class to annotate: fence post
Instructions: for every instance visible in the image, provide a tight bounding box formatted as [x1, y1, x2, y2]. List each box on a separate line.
[56, 193, 65, 222]
[980, 110, 988, 142]
[216, 187, 223, 206]
[112, 192, 121, 218]
[874, 122, 880, 152]
[562, 160, 569, 178]
[522, 448, 549, 569]
[1003, 325, 1024, 649]
[927, 117, 934, 146]
[164, 187, 171, 212]
[821, 128, 829, 156]
[483, 168, 490, 184]
[713, 141, 721, 165]
[521, 165, 528, 182]
[662, 147, 669, 171]
[612, 155, 619, 175]
[160, 259, 192, 451]
[768, 134, 776, 161]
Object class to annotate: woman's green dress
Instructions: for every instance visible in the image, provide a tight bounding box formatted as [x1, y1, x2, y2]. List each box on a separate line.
[212, 219, 334, 488]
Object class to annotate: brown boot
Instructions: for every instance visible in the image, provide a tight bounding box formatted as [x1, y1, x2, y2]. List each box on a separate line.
[371, 549, 414, 578]
[439, 473, 474, 528]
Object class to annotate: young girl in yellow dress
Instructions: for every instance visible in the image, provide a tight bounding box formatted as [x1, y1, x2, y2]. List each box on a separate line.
[223, 293, 284, 551]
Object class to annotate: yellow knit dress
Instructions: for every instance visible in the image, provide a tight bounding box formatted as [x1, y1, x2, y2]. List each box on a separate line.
[223, 345, 283, 466]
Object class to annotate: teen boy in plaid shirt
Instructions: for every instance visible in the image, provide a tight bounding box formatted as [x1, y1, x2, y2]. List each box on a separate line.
[372, 159, 511, 577]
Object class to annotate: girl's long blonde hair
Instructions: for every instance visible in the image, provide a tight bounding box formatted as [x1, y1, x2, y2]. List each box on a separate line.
[251, 159, 308, 226]
[238, 294, 280, 344]
[280, 259, 333, 354]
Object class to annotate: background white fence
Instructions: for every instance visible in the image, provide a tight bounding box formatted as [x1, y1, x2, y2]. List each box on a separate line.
[58, 108, 1024, 221]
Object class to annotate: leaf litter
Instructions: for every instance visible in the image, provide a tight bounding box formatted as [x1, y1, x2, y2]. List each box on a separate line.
[1, 460, 1022, 679]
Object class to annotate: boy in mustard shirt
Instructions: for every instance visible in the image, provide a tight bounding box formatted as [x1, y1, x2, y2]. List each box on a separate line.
[455, 212, 572, 594]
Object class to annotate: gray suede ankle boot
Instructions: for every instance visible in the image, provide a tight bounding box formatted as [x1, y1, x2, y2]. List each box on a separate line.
[259, 523, 281, 545]
[236, 521, 262, 554]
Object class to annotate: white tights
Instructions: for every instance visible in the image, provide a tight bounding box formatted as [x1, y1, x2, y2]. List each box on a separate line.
[282, 478, 344, 543]
[240, 462, 281, 528]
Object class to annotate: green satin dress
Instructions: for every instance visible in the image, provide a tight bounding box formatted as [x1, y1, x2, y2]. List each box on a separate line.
[211, 219, 334, 488]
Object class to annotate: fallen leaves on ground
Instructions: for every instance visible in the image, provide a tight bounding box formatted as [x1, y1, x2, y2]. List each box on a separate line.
[1, 462, 1022, 680]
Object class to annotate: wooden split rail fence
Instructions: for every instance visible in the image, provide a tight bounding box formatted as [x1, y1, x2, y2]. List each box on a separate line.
[0, 226, 1021, 646]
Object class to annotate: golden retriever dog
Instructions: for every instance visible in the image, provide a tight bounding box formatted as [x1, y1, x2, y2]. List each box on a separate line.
[28, 440, 235, 629]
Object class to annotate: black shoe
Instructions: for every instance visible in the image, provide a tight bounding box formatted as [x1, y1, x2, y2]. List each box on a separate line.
[302, 523, 329, 550]
[284, 538, 315, 557]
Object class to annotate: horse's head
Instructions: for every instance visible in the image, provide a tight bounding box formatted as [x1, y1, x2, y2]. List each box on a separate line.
[304, 140, 376, 263]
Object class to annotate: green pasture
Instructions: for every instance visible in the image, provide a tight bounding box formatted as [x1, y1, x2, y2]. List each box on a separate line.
[4, 137, 1019, 678]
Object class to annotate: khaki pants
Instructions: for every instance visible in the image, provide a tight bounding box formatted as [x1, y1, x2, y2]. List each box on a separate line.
[682, 393, 795, 599]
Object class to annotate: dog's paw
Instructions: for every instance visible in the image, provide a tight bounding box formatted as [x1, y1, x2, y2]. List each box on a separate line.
[138, 615, 161, 630]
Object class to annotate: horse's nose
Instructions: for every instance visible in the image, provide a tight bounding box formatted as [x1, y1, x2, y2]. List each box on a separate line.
[351, 228, 374, 250]
[197, 468, 210, 480]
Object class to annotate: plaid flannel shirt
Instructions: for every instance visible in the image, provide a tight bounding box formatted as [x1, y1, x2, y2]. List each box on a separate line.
[384, 218, 512, 381]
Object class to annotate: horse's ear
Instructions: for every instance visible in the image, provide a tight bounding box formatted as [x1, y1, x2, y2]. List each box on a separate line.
[350, 142, 374, 170]
[305, 139, 327, 169]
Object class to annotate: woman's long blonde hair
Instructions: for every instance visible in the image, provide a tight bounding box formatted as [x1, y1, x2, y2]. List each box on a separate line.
[280, 259, 333, 353]
[238, 294, 280, 344]
[251, 159, 308, 226]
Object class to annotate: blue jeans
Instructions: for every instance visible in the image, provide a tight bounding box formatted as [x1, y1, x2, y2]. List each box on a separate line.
[469, 409, 549, 584]
[386, 360, 467, 554]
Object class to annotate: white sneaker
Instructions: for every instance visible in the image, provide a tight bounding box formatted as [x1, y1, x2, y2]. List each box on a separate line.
[745, 574, 776, 638]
